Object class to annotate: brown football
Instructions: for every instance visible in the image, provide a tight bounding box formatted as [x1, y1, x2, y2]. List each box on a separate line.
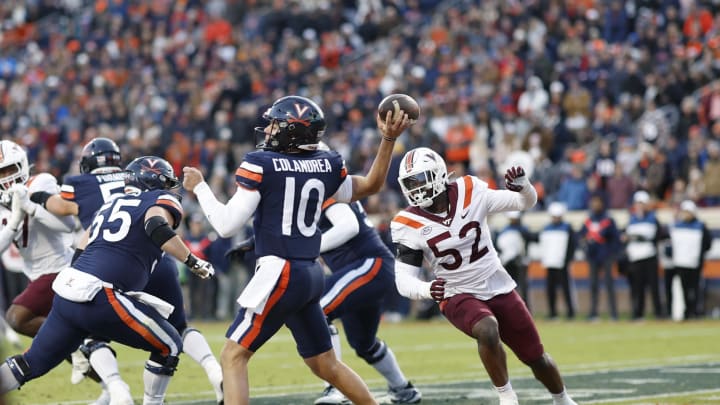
[377, 93, 420, 124]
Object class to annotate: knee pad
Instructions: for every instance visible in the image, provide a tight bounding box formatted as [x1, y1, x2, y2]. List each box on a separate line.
[5, 355, 30, 385]
[80, 339, 116, 358]
[146, 354, 179, 376]
[356, 339, 387, 365]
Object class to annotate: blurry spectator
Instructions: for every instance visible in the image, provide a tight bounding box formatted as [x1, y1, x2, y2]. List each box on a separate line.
[593, 139, 616, 189]
[702, 141, 720, 205]
[495, 211, 535, 308]
[556, 165, 589, 210]
[469, 109, 503, 175]
[563, 78, 592, 139]
[622, 191, 665, 320]
[668, 201, 712, 319]
[606, 165, 636, 209]
[539, 203, 576, 320]
[579, 193, 620, 321]
[518, 76, 548, 122]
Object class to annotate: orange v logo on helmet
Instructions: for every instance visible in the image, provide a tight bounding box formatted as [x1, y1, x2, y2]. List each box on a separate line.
[142, 159, 163, 174]
[404, 150, 416, 172]
[287, 103, 311, 126]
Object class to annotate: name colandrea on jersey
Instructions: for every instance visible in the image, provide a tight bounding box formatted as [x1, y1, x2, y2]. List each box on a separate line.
[94, 172, 126, 183]
[272, 158, 332, 173]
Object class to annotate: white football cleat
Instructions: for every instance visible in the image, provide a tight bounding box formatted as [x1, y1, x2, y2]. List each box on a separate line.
[107, 380, 134, 405]
[314, 386, 350, 405]
[71, 349, 90, 384]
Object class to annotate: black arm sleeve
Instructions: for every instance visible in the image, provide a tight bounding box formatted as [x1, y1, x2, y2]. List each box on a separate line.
[395, 243, 424, 267]
[30, 191, 53, 208]
[144, 216, 177, 248]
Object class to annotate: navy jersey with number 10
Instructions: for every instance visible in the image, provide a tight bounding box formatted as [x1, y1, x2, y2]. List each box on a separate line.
[60, 172, 127, 229]
[73, 190, 183, 292]
[235, 149, 347, 260]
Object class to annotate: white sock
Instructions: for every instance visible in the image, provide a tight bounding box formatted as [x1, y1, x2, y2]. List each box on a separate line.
[495, 381, 516, 398]
[183, 329, 223, 401]
[552, 388, 577, 405]
[89, 347, 123, 384]
[143, 361, 172, 405]
[370, 343, 408, 389]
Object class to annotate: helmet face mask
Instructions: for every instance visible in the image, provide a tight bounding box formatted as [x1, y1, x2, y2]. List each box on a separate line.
[80, 137, 122, 174]
[0, 141, 29, 191]
[398, 148, 448, 208]
[124, 156, 180, 192]
[255, 96, 326, 152]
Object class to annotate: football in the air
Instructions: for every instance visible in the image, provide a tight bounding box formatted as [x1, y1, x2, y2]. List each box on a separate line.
[378, 93, 420, 124]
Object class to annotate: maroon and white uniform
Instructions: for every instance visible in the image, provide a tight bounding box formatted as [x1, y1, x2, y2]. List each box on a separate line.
[391, 174, 544, 362]
[0, 173, 75, 316]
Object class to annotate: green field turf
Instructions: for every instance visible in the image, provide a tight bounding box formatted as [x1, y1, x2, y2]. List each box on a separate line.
[4, 318, 720, 404]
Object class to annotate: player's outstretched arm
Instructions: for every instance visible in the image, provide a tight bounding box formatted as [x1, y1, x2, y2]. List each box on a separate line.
[348, 111, 410, 202]
[320, 203, 360, 253]
[485, 166, 538, 213]
[32, 193, 79, 217]
[183, 167, 260, 238]
[144, 206, 214, 279]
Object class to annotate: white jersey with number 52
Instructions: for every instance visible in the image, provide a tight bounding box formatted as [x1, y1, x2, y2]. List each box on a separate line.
[391, 175, 537, 300]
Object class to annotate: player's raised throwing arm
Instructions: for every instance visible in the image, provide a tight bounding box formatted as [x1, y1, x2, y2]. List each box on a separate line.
[337, 111, 411, 203]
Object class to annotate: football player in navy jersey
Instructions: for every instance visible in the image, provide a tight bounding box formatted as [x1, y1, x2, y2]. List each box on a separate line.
[33, 138, 224, 404]
[314, 200, 420, 405]
[183, 95, 410, 405]
[0, 156, 214, 405]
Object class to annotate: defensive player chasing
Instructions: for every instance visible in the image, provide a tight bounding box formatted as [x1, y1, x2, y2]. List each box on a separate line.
[390, 147, 577, 405]
[0, 156, 214, 405]
[0, 140, 76, 339]
[34, 138, 223, 404]
[183, 95, 410, 405]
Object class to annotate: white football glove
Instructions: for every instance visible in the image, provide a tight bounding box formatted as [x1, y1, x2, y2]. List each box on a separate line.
[9, 184, 36, 216]
[8, 188, 25, 231]
[184, 254, 215, 279]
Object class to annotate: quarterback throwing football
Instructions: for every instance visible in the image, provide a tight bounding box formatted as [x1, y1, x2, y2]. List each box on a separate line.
[390, 147, 577, 405]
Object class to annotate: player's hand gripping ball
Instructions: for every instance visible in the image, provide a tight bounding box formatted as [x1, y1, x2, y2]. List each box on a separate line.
[378, 94, 420, 125]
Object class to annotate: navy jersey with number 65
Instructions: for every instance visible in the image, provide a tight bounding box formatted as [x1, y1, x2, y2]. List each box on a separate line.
[235, 149, 347, 260]
[60, 172, 127, 229]
[73, 190, 183, 292]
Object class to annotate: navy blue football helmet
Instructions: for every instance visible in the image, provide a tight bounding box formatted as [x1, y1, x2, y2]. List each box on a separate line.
[80, 137, 122, 174]
[255, 96, 326, 152]
[124, 156, 179, 191]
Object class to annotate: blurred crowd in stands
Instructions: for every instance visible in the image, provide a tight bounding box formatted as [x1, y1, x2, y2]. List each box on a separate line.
[2, 0, 720, 319]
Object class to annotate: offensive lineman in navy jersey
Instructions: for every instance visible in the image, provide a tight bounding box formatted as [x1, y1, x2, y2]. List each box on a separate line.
[183, 95, 410, 405]
[314, 200, 420, 404]
[33, 138, 224, 404]
[0, 157, 214, 405]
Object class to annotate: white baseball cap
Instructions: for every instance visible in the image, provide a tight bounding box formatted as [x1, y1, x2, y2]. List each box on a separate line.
[548, 202, 567, 217]
[633, 190, 650, 204]
[680, 200, 697, 214]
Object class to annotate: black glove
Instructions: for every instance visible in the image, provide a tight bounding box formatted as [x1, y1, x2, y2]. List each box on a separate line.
[225, 236, 255, 261]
